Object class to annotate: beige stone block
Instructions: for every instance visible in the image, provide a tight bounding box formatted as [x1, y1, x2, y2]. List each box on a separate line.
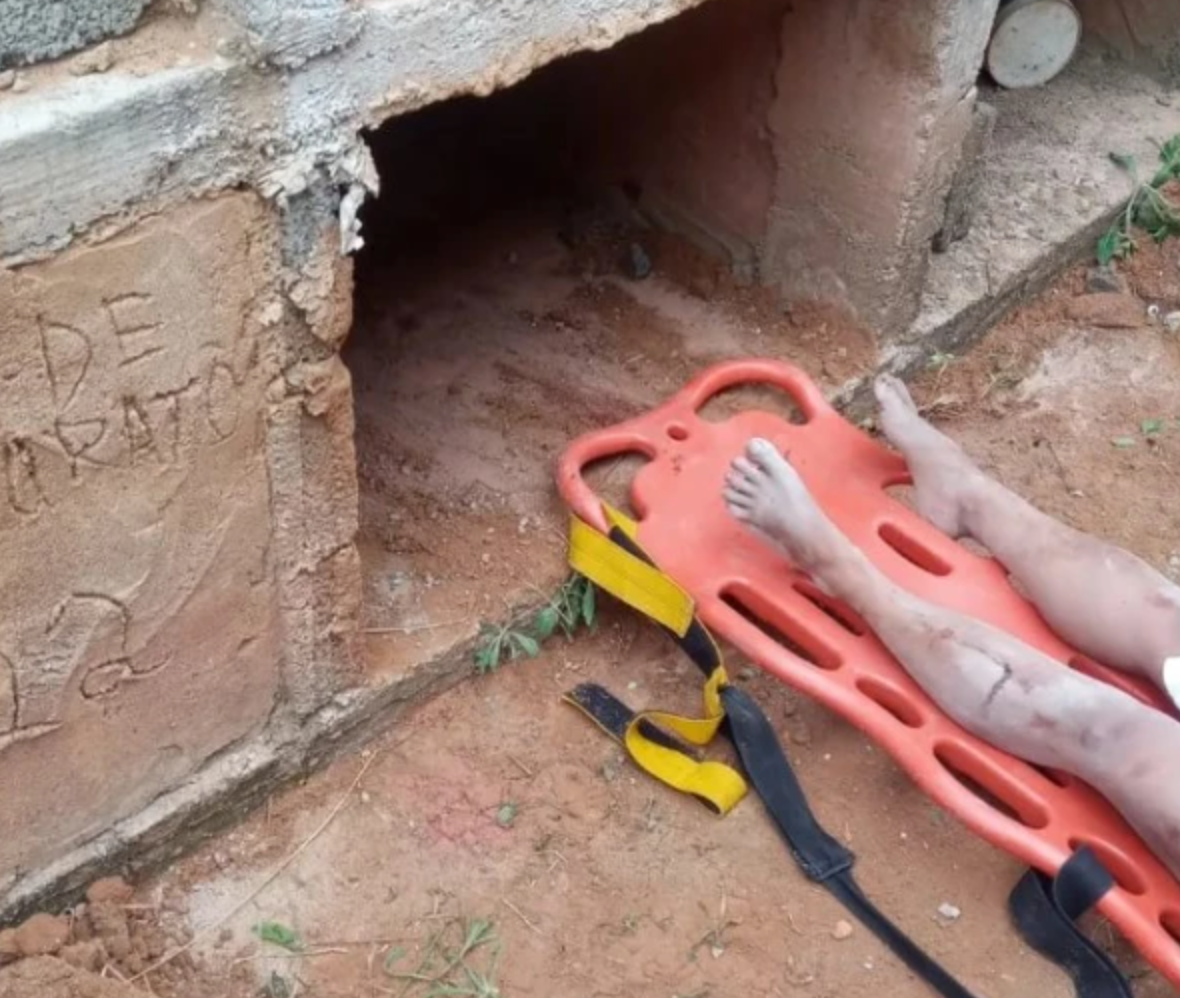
[0, 195, 283, 878]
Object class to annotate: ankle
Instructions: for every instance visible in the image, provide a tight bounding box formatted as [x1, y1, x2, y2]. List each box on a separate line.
[955, 474, 992, 538]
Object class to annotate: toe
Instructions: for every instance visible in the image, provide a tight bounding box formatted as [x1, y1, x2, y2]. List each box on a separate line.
[745, 438, 780, 468]
[724, 486, 755, 507]
[725, 499, 753, 521]
[874, 373, 916, 414]
[748, 438, 797, 481]
[725, 470, 758, 494]
[730, 456, 762, 482]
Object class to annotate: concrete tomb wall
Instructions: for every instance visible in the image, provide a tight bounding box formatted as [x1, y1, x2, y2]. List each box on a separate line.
[0, 195, 284, 885]
[1, 0, 1177, 917]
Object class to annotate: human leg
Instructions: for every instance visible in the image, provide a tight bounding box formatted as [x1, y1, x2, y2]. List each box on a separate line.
[874, 373, 1180, 701]
[724, 438, 1180, 878]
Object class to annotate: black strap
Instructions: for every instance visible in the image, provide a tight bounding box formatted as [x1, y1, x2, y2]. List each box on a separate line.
[564, 682, 705, 758]
[606, 526, 723, 678]
[596, 529, 978, 994]
[1009, 849, 1132, 997]
[720, 683, 980, 997]
[590, 524, 1129, 996]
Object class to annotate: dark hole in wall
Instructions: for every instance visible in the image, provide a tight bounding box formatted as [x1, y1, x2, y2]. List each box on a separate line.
[354, 0, 786, 276]
[342, 0, 799, 678]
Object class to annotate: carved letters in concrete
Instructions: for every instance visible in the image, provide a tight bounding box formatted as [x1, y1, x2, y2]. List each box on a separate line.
[0, 194, 284, 883]
[0, 193, 281, 756]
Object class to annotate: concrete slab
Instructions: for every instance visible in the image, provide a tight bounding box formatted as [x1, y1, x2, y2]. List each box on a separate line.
[0, 0, 716, 264]
[0, 65, 253, 264]
[0, 195, 282, 893]
[894, 52, 1180, 369]
[0, 0, 151, 70]
[223, 0, 365, 68]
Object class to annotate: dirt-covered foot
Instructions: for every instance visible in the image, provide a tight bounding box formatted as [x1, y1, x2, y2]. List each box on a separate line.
[724, 438, 845, 573]
[874, 373, 986, 537]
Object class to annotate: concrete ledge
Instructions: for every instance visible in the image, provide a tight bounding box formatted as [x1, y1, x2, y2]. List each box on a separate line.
[352, 0, 712, 120]
[827, 55, 1177, 420]
[0, 742, 282, 925]
[265, 0, 717, 198]
[0, 64, 253, 264]
[1, 0, 715, 263]
[891, 54, 1178, 370]
[224, 0, 366, 69]
[0, 625, 481, 924]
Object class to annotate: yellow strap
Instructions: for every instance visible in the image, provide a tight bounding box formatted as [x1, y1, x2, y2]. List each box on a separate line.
[622, 668, 743, 813]
[566, 508, 747, 813]
[625, 715, 747, 814]
[601, 504, 640, 541]
[568, 513, 696, 637]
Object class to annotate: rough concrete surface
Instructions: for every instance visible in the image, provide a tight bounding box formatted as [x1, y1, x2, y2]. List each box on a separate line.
[903, 53, 1180, 363]
[0, 0, 152, 70]
[224, 0, 365, 68]
[0, 195, 281, 886]
[765, 0, 1002, 334]
[933, 97, 998, 252]
[0, 0, 716, 267]
[0, 65, 254, 263]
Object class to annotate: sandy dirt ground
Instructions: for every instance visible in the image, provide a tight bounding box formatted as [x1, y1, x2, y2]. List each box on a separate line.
[4, 211, 1180, 998]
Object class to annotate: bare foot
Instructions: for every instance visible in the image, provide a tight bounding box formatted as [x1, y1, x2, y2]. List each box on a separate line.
[874, 373, 986, 537]
[724, 438, 844, 573]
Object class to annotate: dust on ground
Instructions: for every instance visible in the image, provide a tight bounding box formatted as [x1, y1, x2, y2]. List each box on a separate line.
[5, 228, 1180, 998]
[905, 230, 1180, 580]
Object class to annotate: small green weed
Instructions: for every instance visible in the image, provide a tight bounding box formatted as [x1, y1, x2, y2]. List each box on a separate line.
[253, 921, 302, 952]
[1110, 417, 1176, 449]
[926, 350, 955, 374]
[925, 350, 956, 391]
[689, 897, 738, 962]
[1097, 135, 1180, 265]
[534, 572, 596, 641]
[384, 916, 503, 998]
[473, 623, 539, 673]
[473, 573, 596, 673]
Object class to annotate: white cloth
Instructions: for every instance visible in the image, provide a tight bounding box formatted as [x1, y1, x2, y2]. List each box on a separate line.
[1165, 656, 1180, 711]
